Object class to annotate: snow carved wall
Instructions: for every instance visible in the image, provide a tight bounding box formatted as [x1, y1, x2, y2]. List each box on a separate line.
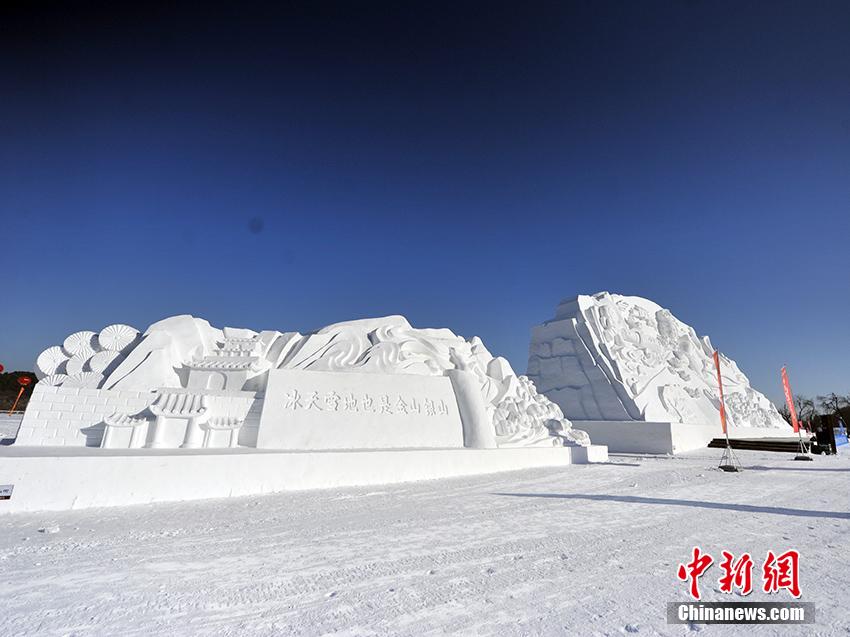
[21, 315, 589, 450]
[15, 386, 155, 447]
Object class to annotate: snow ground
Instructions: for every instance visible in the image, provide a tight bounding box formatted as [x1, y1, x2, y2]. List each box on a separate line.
[1, 448, 847, 636]
[0, 413, 22, 441]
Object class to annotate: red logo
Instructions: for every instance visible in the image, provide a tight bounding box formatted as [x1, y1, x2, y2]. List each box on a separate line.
[677, 548, 801, 600]
[762, 550, 801, 598]
[718, 551, 754, 595]
[677, 547, 714, 600]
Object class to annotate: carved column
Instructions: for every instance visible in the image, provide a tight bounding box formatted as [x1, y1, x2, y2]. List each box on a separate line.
[446, 369, 497, 449]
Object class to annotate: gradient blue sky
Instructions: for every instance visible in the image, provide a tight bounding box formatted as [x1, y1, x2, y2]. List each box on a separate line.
[1, 1, 847, 403]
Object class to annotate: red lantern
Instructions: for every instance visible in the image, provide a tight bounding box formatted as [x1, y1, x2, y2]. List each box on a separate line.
[8, 376, 32, 415]
[0, 363, 4, 373]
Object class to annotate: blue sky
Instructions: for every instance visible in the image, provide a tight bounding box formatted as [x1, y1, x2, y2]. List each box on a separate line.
[1, 1, 847, 403]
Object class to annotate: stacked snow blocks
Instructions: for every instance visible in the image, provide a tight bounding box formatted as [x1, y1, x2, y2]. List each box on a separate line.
[527, 317, 636, 421]
[15, 385, 264, 449]
[15, 385, 155, 447]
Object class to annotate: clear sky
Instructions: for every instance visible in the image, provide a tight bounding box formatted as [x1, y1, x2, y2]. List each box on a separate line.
[1, 1, 847, 404]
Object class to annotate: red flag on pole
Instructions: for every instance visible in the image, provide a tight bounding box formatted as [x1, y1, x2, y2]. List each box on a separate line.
[713, 350, 728, 435]
[781, 366, 799, 433]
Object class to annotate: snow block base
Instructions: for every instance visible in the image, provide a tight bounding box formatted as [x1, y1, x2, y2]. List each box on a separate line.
[574, 420, 793, 454]
[0, 445, 607, 513]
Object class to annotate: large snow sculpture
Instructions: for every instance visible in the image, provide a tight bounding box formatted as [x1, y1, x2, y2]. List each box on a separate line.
[20, 315, 589, 450]
[528, 293, 789, 432]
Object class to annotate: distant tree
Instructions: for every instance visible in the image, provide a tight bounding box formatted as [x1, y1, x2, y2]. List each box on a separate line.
[794, 394, 816, 421]
[817, 393, 849, 418]
[839, 403, 850, 426]
[777, 395, 816, 426]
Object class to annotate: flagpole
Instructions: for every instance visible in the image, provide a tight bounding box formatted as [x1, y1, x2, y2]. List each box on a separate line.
[8, 386, 25, 415]
[781, 365, 812, 461]
[715, 350, 742, 472]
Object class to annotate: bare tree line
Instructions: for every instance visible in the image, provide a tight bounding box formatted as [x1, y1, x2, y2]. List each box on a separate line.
[777, 392, 849, 427]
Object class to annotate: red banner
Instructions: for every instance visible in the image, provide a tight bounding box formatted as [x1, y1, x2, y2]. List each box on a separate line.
[713, 351, 728, 434]
[781, 366, 799, 433]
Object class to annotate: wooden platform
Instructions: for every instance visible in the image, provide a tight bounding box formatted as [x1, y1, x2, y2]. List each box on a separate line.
[708, 437, 810, 453]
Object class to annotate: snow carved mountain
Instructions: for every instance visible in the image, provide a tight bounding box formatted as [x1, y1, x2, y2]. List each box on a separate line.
[528, 292, 789, 430]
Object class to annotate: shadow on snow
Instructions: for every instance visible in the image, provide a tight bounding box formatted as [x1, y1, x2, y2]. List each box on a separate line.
[493, 492, 850, 520]
[744, 465, 850, 473]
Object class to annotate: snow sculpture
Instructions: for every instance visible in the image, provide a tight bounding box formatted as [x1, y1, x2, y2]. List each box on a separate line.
[528, 292, 788, 430]
[23, 314, 590, 450]
[101, 413, 150, 449]
[35, 346, 68, 377]
[148, 392, 210, 449]
[97, 324, 140, 351]
[34, 324, 140, 382]
[201, 417, 243, 448]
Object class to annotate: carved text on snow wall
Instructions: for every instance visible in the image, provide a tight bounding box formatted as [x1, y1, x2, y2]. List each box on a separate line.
[256, 369, 465, 450]
[280, 389, 450, 417]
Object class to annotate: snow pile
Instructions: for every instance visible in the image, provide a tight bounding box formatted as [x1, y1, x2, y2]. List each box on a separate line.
[528, 292, 788, 430]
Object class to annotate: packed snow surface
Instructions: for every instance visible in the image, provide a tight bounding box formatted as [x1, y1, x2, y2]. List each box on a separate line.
[2, 450, 847, 636]
[0, 413, 22, 441]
